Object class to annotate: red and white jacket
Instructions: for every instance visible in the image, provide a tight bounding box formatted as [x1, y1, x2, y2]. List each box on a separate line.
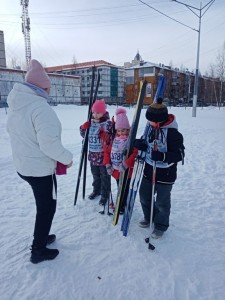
[103, 134, 138, 180]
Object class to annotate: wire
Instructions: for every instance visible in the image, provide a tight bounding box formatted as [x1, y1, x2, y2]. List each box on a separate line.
[137, 0, 198, 32]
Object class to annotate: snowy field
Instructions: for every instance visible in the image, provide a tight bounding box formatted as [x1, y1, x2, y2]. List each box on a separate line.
[0, 104, 225, 300]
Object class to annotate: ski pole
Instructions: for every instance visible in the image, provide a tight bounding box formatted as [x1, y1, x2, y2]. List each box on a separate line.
[82, 70, 100, 199]
[107, 191, 113, 216]
[145, 124, 160, 250]
[74, 67, 96, 205]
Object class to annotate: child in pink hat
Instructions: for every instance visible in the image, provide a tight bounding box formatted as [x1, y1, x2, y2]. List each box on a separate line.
[80, 99, 113, 206]
[103, 107, 138, 213]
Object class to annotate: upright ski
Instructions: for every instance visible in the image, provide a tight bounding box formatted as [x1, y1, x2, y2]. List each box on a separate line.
[112, 80, 147, 225]
[121, 73, 166, 235]
[153, 73, 166, 103]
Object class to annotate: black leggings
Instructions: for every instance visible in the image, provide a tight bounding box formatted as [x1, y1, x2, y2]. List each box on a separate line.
[18, 173, 57, 248]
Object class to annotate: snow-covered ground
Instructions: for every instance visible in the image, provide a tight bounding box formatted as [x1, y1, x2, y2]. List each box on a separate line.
[1, 104, 225, 300]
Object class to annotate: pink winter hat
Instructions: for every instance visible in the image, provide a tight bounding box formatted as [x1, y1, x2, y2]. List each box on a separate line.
[25, 59, 51, 89]
[115, 107, 130, 129]
[92, 99, 106, 114]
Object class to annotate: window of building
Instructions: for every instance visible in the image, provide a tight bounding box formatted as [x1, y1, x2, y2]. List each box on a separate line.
[126, 77, 134, 85]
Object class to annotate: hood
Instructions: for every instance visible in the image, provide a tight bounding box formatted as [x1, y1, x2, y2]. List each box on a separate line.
[161, 114, 178, 130]
[7, 83, 46, 111]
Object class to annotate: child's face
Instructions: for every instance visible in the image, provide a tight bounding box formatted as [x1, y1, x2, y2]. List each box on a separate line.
[117, 128, 130, 136]
[92, 112, 104, 120]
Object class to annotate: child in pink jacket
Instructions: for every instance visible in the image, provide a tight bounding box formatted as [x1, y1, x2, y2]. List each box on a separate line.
[80, 99, 113, 205]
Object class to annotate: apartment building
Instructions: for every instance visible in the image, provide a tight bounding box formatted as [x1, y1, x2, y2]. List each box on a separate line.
[46, 60, 125, 105]
[124, 61, 222, 106]
[0, 68, 80, 106]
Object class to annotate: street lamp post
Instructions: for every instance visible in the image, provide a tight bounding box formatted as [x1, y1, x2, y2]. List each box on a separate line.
[171, 0, 215, 117]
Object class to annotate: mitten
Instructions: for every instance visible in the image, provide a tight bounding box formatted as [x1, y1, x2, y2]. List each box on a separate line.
[118, 161, 128, 173]
[56, 162, 67, 175]
[106, 164, 114, 176]
[133, 139, 148, 152]
[151, 151, 165, 162]
[80, 121, 90, 130]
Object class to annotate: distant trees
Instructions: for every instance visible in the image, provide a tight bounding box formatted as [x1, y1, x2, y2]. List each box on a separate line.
[206, 41, 225, 107]
[7, 57, 26, 70]
[216, 41, 225, 107]
[72, 56, 77, 64]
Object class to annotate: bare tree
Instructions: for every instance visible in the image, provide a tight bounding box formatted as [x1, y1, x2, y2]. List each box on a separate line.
[215, 41, 225, 107]
[208, 63, 218, 106]
[7, 57, 27, 70]
[7, 57, 20, 69]
[168, 60, 173, 68]
[72, 56, 77, 65]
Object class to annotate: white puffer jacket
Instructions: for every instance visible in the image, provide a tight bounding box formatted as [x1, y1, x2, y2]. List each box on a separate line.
[7, 83, 73, 176]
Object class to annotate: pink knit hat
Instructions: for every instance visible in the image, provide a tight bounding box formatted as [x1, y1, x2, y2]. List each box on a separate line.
[92, 99, 106, 114]
[25, 59, 51, 89]
[115, 107, 130, 129]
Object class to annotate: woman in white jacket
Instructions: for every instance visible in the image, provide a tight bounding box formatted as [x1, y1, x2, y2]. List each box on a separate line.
[7, 59, 73, 264]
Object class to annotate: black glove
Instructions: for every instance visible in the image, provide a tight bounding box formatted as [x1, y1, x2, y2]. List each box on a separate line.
[133, 139, 148, 152]
[151, 150, 165, 162]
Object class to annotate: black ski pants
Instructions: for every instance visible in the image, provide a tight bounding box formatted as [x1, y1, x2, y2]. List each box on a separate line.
[90, 165, 111, 199]
[18, 173, 57, 248]
[139, 175, 173, 231]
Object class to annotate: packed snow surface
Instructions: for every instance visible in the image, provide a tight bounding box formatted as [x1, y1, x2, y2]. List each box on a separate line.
[1, 105, 225, 300]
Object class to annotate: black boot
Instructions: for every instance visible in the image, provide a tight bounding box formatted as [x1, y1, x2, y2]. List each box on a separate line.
[47, 234, 56, 245]
[30, 246, 59, 264]
[99, 196, 107, 206]
[88, 191, 100, 200]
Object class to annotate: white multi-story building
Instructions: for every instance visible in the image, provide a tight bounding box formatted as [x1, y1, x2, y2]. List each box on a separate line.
[0, 68, 80, 106]
[46, 60, 125, 105]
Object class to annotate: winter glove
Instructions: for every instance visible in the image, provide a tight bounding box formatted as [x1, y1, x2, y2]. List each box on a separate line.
[106, 164, 114, 176]
[133, 139, 148, 152]
[151, 151, 165, 162]
[118, 161, 128, 173]
[56, 161, 73, 175]
[56, 162, 67, 175]
[80, 121, 90, 130]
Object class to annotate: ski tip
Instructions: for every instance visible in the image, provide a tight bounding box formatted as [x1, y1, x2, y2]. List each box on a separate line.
[145, 237, 155, 250]
[148, 244, 155, 251]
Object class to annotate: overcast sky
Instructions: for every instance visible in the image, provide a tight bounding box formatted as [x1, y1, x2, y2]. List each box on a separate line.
[1, 0, 225, 73]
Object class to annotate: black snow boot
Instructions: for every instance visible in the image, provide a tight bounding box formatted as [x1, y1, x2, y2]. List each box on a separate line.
[30, 246, 59, 264]
[99, 196, 108, 206]
[88, 191, 100, 200]
[47, 234, 56, 245]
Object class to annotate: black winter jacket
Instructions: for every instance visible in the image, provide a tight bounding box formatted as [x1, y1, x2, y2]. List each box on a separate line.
[143, 115, 185, 184]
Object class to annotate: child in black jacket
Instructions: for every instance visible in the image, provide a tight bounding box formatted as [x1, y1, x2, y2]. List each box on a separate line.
[134, 97, 185, 239]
